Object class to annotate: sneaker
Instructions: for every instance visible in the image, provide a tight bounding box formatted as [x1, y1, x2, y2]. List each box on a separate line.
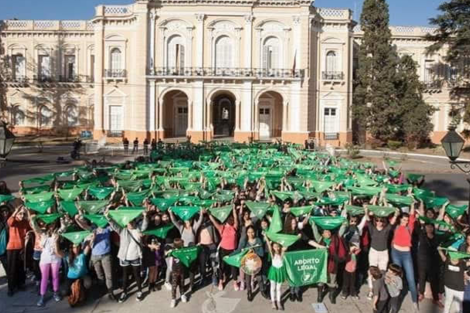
[413, 303, 419, 312]
[136, 291, 144, 302]
[240, 282, 245, 291]
[181, 295, 188, 303]
[272, 302, 277, 310]
[233, 282, 239, 291]
[170, 299, 176, 308]
[165, 282, 172, 291]
[37, 296, 45, 307]
[352, 295, 360, 300]
[367, 291, 373, 300]
[119, 293, 127, 303]
[341, 294, 347, 300]
[53, 292, 61, 302]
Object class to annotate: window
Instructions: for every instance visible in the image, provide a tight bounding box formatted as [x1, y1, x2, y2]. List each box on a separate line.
[109, 105, 123, 133]
[424, 60, 435, 82]
[326, 51, 337, 73]
[66, 105, 78, 126]
[11, 106, 25, 126]
[40, 106, 52, 127]
[110, 48, 122, 72]
[167, 36, 185, 73]
[324, 107, 339, 138]
[38, 55, 51, 80]
[12, 54, 25, 81]
[90, 55, 95, 82]
[263, 37, 280, 71]
[215, 36, 233, 70]
[64, 55, 76, 81]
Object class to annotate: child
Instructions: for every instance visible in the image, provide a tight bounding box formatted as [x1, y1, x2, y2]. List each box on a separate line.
[265, 235, 287, 310]
[168, 238, 187, 308]
[438, 247, 466, 313]
[342, 242, 361, 300]
[384, 263, 403, 313]
[369, 266, 388, 313]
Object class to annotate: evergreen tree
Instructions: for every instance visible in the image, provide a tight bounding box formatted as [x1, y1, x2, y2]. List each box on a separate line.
[353, 0, 400, 143]
[395, 55, 436, 147]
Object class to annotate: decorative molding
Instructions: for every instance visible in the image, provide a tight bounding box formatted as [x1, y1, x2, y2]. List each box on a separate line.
[244, 15, 254, 24]
[195, 14, 205, 22]
[292, 16, 300, 25]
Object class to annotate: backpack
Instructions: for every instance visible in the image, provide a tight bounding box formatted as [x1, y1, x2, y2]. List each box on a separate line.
[68, 279, 85, 307]
[0, 227, 7, 256]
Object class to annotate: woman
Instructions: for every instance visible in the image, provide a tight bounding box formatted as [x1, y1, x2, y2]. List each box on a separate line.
[0, 205, 11, 281]
[237, 225, 264, 301]
[65, 241, 92, 307]
[196, 211, 219, 287]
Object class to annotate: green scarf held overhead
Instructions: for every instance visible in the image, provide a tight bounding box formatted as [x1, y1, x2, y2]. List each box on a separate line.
[385, 194, 414, 206]
[126, 191, 149, 206]
[108, 209, 143, 228]
[446, 205, 467, 219]
[60, 201, 78, 216]
[208, 205, 233, 223]
[198, 189, 215, 200]
[316, 196, 348, 207]
[77, 200, 109, 214]
[268, 206, 283, 233]
[193, 199, 217, 208]
[0, 194, 15, 204]
[25, 199, 55, 214]
[388, 170, 400, 178]
[21, 185, 51, 195]
[290, 206, 313, 217]
[170, 246, 201, 267]
[24, 191, 55, 203]
[150, 197, 179, 211]
[345, 205, 365, 216]
[385, 184, 410, 194]
[245, 201, 270, 219]
[213, 193, 234, 203]
[271, 191, 302, 202]
[55, 170, 76, 178]
[386, 160, 400, 168]
[299, 191, 320, 201]
[265, 232, 299, 247]
[57, 188, 84, 201]
[37, 213, 62, 225]
[171, 206, 201, 221]
[223, 249, 249, 268]
[310, 181, 335, 193]
[144, 224, 175, 239]
[61, 230, 91, 245]
[88, 187, 115, 200]
[413, 187, 434, 198]
[407, 173, 424, 183]
[22, 174, 55, 185]
[118, 180, 144, 192]
[448, 250, 470, 260]
[84, 214, 109, 228]
[418, 216, 453, 229]
[310, 216, 346, 230]
[348, 186, 382, 197]
[178, 196, 199, 205]
[355, 174, 378, 187]
[367, 205, 396, 217]
[423, 196, 449, 209]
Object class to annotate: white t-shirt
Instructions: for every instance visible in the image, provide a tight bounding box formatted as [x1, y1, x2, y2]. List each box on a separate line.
[39, 236, 61, 264]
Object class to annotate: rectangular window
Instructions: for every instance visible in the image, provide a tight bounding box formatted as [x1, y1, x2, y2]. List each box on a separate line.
[12, 55, 25, 81]
[90, 55, 95, 82]
[424, 60, 434, 82]
[38, 55, 51, 80]
[65, 55, 76, 81]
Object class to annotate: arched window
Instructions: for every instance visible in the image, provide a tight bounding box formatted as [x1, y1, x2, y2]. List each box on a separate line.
[326, 51, 337, 73]
[167, 36, 185, 73]
[40, 106, 52, 127]
[110, 48, 122, 72]
[10, 106, 25, 126]
[263, 37, 280, 71]
[215, 36, 233, 70]
[66, 104, 78, 126]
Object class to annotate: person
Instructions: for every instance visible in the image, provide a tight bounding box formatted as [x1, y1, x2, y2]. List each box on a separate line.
[0, 205, 10, 276]
[384, 263, 403, 313]
[143, 138, 149, 155]
[142, 236, 161, 292]
[341, 242, 361, 300]
[151, 138, 157, 151]
[122, 137, 129, 154]
[196, 212, 219, 287]
[265, 235, 287, 310]
[6, 206, 31, 296]
[132, 138, 139, 154]
[72, 138, 82, 159]
[438, 247, 466, 313]
[65, 240, 93, 307]
[168, 238, 187, 308]
[370, 266, 389, 313]
[105, 209, 148, 303]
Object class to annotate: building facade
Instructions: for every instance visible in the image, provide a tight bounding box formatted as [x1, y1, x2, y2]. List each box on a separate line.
[0, 0, 465, 145]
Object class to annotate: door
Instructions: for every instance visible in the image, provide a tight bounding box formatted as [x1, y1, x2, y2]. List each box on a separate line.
[259, 107, 272, 139]
[175, 106, 188, 137]
[324, 107, 339, 139]
[109, 105, 123, 135]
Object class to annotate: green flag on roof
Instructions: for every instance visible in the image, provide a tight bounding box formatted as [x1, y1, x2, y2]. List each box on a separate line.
[310, 216, 346, 230]
[108, 209, 143, 228]
[150, 197, 178, 211]
[24, 192, 54, 203]
[223, 249, 249, 268]
[290, 206, 313, 217]
[367, 205, 396, 217]
[84, 214, 109, 228]
[88, 187, 115, 200]
[78, 200, 109, 214]
[385, 194, 414, 206]
[170, 246, 201, 267]
[37, 213, 62, 225]
[446, 205, 467, 219]
[144, 224, 175, 239]
[245, 201, 270, 219]
[266, 232, 299, 247]
[171, 206, 200, 221]
[61, 230, 91, 245]
[57, 188, 84, 201]
[345, 205, 365, 216]
[208, 205, 233, 223]
[60, 201, 78, 216]
[25, 199, 55, 214]
[268, 206, 283, 233]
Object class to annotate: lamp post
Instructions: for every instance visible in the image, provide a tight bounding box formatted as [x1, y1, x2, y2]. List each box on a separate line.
[441, 124, 470, 224]
[0, 121, 16, 167]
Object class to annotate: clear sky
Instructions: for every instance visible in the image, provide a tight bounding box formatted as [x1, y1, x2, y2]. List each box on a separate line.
[1, 0, 443, 26]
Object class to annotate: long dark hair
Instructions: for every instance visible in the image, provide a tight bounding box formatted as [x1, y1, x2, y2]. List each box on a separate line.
[68, 244, 81, 267]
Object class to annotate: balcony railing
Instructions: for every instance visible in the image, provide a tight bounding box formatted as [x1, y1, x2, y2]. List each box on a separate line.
[322, 71, 344, 81]
[3, 75, 27, 83]
[104, 69, 127, 78]
[107, 130, 123, 137]
[324, 132, 339, 140]
[151, 67, 304, 79]
[423, 80, 443, 90]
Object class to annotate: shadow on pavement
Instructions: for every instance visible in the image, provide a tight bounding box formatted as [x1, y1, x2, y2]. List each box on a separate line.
[424, 179, 468, 202]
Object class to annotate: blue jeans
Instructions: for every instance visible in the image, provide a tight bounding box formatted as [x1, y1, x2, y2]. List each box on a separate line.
[391, 248, 417, 303]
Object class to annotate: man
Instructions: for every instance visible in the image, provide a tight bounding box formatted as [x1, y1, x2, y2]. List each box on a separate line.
[122, 137, 129, 154]
[132, 138, 139, 154]
[6, 206, 31, 296]
[143, 138, 149, 155]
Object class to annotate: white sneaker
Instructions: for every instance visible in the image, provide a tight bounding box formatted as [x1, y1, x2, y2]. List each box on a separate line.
[170, 299, 176, 308]
[181, 295, 188, 303]
[165, 282, 172, 291]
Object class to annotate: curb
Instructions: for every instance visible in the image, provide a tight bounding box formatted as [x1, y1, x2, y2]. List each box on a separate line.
[336, 149, 470, 162]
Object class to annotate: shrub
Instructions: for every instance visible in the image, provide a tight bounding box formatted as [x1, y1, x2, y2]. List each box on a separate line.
[345, 143, 361, 159]
[387, 140, 402, 150]
[366, 138, 384, 149]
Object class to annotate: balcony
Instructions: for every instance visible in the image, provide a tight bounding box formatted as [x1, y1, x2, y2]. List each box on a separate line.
[322, 71, 344, 81]
[324, 132, 339, 140]
[423, 80, 443, 93]
[58, 75, 80, 83]
[150, 67, 304, 80]
[104, 69, 127, 81]
[107, 130, 123, 138]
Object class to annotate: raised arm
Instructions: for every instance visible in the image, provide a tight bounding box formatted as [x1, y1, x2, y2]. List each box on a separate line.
[169, 209, 183, 233]
[437, 247, 446, 262]
[75, 214, 92, 231]
[140, 211, 149, 232]
[104, 210, 122, 232]
[208, 213, 222, 233]
[192, 209, 204, 232]
[390, 209, 399, 225]
[311, 219, 322, 243]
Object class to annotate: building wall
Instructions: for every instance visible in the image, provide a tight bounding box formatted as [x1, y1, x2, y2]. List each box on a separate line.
[0, 0, 462, 146]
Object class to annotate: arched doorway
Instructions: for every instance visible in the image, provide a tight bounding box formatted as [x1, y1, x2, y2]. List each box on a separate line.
[162, 90, 189, 138]
[258, 91, 283, 140]
[212, 93, 236, 137]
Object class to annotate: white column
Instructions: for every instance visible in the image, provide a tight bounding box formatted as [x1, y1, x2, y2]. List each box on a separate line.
[149, 10, 156, 75]
[149, 80, 156, 132]
[244, 15, 253, 69]
[193, 80, 204, 131]
[290, 81, 301, 132]
[195, 14, 205, 69]
[241, 81, 253, 132]
[292, 15, 301, 73]
[282, 100, 288, 131]
[157, 98, 164, 132]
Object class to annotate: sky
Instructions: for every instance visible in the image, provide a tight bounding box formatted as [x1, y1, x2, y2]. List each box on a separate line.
[0, 0, 444, 26]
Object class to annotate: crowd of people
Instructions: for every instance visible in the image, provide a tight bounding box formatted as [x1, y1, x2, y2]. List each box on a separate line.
[0, 142, 469, 313]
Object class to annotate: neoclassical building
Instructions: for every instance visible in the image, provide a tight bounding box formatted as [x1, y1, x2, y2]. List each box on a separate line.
[0, 0, 465, 145]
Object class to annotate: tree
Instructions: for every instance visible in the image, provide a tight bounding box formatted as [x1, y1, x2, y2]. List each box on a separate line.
[353, 0, 401, 143]
[395, 55, 436, 147]
[427, 0, 470, 124]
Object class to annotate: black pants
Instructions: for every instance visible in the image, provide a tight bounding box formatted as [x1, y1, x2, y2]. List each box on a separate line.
[0, 254, 7, 276]
[342, 271, 357, 297]
[374, 299, 388, 313]
[198, 244, 217, 281]
[388, 296, 400, 313]
[417, 262, 439, 301]
[7, 249, 25, 292]
[219, 248, 237, 281]
[171, 270, 184, 300]
[122, 265, 142, 294]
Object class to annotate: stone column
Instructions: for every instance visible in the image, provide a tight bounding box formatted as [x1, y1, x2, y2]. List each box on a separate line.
[93, 18, 104, 138]
[157, 98, 164, 138]
[149, 79, 156, 134]
[244, 15, 253, 69]
[282, 100, 289, 132]
[195, 14, 205, 69]
[149, 10, 156, 75]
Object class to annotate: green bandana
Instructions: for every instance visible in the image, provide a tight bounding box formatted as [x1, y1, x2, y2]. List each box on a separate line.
[418, 216, 453, 229]
[37, 213, 62, 225]
[57, 188, 84, 201]
[108, 209, 144, 228]
[126, 191, 149, 206]
[25, 199, 55, 214]
[88, 187, 115, 200]
[0, 195, 15, 203]
[271, 191, 302, 202]
[310, 216, 346, 230]
[245, 201, 270, 219]
[407, 173, 424, 183]
[150, 197, 179, 211]
[22, 174, 55, 185]
[385, 194, 413, 206]
[78, 200, 109, 214]
[21, 185, 51, 194]
[310, 181, 335, 193]
[223, 249, 250, 268]
[170, 246, 201, 267]
[268, 206, 283, 233]
[144, 224, 175, 238]
[171, 206, 200, 221]
[367, 205, 396, 217]
[24, 192, 54, 203]
[193, 199, 217, 208]
[290, 206, 313, 217]
[446, 205, 467, 219]
[423, 197, 449, 209]
[345, 205, 365, 216]
[84, 214, 109, 228]
[208, 205, 233, 223]
[61, 230, 91, 245]
[348, 186, 382, 197]
[449, 250, 470, 260]
[265, 232, 299, 247]
[60, 201, 78, 216]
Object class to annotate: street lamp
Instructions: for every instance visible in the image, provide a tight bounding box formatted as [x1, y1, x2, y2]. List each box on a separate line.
[0, 120, 16, 160]
[441, 125, 470, 173]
